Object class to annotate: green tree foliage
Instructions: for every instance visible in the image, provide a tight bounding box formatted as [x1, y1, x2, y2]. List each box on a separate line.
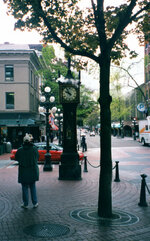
[84, 110, 100, 129]
[39, 45, 68, 104]
[112, 62, 149, 115]
[4, 0, 150, 218]
[40, 45, 68, 81]
[110, 71, 131, 122]
[111, 97, 131, 122]
[77, 85, 98, 126]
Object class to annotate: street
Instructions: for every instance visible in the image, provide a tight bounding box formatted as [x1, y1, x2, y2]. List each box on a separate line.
[78, 131, 142, 149]
[1, 134, 150, 186]
[0, 134, 147, 170]
[1, 135, 150, 240]
[78, 133, 150, 184]
[1, 134, 150, 185]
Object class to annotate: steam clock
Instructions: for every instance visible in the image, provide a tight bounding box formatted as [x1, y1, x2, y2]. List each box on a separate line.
[58, 61, 81, 180]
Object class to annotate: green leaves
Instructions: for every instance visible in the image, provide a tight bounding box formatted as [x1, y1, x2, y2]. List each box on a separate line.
[39, 45, 68, 82]
[77, 85, 98, 126]
[3, 0, 150, 63]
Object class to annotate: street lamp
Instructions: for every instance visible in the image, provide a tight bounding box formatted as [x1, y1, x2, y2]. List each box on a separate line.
[132, 117, 137, 140]
[39, 86, 57, 171]
[55, 108, 63, 145]
[121, 120, 124, 138]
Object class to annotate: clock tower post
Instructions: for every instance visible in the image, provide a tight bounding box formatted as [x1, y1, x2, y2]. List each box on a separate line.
[58, 59, 81, 180]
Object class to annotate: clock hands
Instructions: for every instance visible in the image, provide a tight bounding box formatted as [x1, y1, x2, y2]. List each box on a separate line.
[65, 88, 72, 95]
[66, 89, 72, 95]
[62, 86, 77, 101]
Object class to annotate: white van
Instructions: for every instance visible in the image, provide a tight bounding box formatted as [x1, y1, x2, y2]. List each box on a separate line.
[139, 116, 150, 145]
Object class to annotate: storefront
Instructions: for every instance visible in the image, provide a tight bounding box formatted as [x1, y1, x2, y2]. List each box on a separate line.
[0, 113, 44, 149]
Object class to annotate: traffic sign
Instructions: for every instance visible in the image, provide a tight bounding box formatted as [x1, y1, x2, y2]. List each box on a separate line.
[137, 103, 145, 112]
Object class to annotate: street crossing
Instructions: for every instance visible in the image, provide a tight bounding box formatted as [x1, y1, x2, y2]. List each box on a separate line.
[0, 162, 55, 169]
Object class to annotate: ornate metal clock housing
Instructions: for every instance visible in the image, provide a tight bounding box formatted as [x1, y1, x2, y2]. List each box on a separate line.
[58, 81, 81, 180]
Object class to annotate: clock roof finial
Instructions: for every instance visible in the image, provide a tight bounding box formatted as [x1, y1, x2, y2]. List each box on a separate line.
[66, 57, 73, 80]
[58, 57, 80, 87]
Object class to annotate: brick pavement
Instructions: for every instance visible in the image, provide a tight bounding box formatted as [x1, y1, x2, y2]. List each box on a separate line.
[0, 147, 150, 241]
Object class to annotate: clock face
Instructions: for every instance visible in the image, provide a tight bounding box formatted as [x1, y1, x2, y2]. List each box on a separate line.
[62, 87, 77, 101]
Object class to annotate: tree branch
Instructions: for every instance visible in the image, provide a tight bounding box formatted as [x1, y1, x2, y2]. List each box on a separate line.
[92, 0, 107, 50]
[112, 64, 147, 103]
[108, 0, 137, 51]
[130, 2, 150, 22]
[35, 1, 99, 63]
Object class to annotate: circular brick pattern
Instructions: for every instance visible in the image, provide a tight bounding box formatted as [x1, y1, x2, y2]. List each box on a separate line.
[70, 208, 139, 226]
[23, 222, 70, 238]
[0, 197, 12, 219]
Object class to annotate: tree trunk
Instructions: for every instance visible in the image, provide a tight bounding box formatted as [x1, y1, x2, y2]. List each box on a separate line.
[98, 55, 112, 218]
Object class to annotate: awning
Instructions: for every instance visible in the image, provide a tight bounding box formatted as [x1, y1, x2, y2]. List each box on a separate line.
[111, 123, 121, 128]
[0, 118, 35, 127]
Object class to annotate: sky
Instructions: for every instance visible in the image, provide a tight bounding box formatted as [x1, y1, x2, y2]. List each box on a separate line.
[0, 1, 42, 44]
[0, 1, 144, 92]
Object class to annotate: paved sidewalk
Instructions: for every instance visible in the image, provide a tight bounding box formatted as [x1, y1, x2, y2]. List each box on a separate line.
[0, 147, 150, 241]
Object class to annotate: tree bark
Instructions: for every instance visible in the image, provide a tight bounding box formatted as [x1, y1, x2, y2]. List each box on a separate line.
[98, 54, 112, 218]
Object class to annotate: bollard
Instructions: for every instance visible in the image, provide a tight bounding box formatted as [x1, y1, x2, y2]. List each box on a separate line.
[114, 161, 120, 182]
[138, 174, 148, 207]
[83, 156, 88, 172]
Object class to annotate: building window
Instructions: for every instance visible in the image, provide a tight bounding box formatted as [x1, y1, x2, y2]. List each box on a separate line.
[6, 92, 14, 109]
[30, 70, 33, 85]
[5, 65, 14, 81]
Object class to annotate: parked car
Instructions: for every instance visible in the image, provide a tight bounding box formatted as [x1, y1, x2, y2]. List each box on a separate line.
[10, 142, 84, 164]
[89, 131, 95, 136]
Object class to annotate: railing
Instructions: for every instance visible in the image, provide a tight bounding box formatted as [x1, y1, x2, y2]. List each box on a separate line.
[82, 156, 120, 182]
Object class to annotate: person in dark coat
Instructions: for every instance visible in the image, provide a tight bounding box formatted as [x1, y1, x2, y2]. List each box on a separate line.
[15, 133, 39, 209]
[81, 135, 87, 152]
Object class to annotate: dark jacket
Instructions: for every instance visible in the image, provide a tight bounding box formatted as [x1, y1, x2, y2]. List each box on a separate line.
[15, 142, 39, 184]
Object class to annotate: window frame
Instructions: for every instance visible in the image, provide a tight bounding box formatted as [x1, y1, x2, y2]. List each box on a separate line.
[5, 92, 15, 109]
[5, 65, 14, 81]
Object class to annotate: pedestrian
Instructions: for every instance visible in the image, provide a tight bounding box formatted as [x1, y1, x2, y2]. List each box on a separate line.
[81, 135, 87, 152]
[15, 133, 39, 209]
[50, 132, 54, 143]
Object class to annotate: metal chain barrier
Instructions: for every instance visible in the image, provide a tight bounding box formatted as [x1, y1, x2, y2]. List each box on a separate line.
[86, 157, 101, 168]
[82, 155, 120, 183]
[82, 156, 100, 172]
[112, 164, 116, 170]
